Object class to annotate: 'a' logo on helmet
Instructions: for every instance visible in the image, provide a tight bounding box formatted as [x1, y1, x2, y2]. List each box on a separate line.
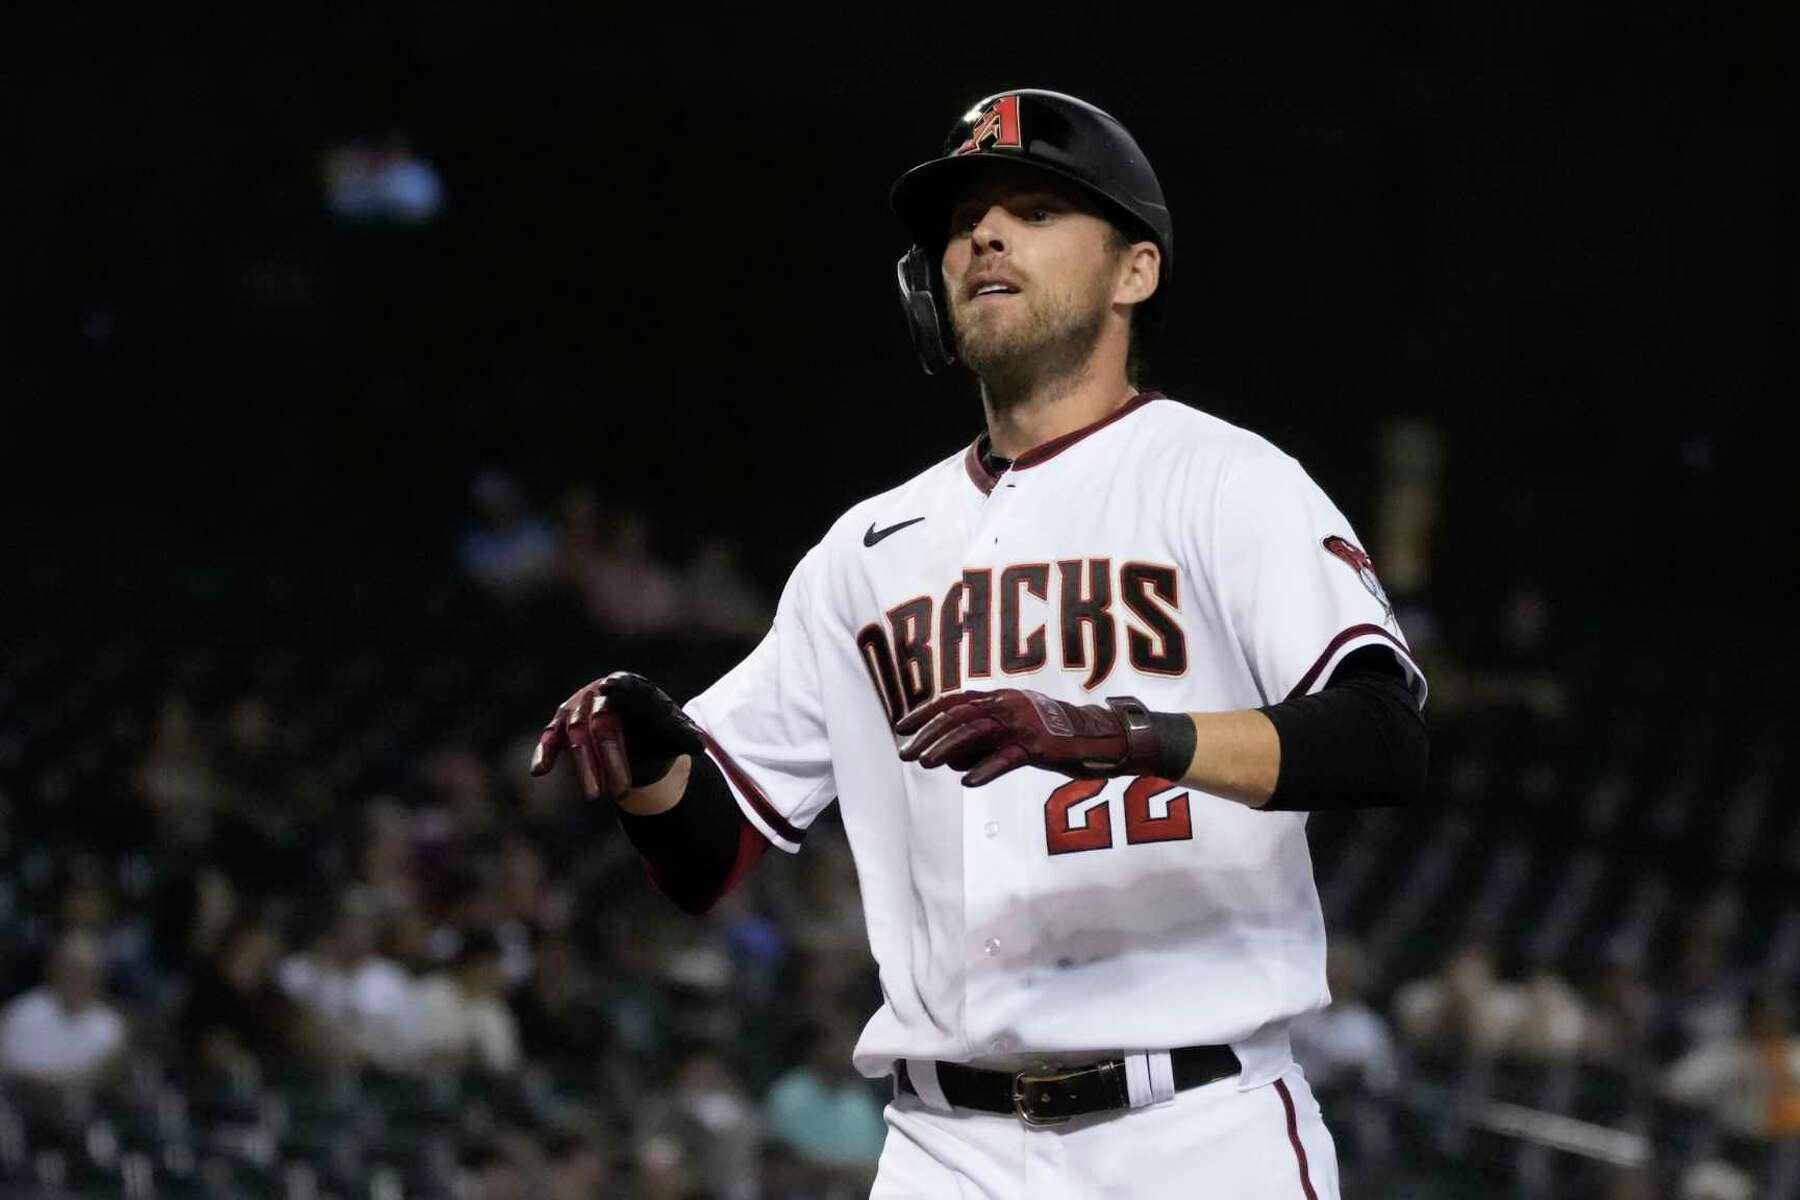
[955, 95, 1023, 156]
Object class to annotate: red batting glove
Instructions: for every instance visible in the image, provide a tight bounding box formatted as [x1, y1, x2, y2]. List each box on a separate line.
[529, 672, 702, 802]
[531, 678, 635, 801]
[894, 689, 1157, 787]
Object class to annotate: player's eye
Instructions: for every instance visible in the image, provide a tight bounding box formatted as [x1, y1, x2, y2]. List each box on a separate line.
[949, 209, 980, 235]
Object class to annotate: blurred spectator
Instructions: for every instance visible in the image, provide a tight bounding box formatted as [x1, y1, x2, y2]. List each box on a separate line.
[763, 1017, 885, 1189]
[424, 747, 500, 850]
[457, 1138, 528, 1200]
[1585, 957, 1656, 1069]
[490, 833, 562, 984]
[323, 133, 444, 226]
[1372, 417, 1443, 602]
[713, 890, 787, 1009]
[136, 695, 217, 851]
[426, 866, 511, 973]
[356, 797, 421, 915]
[275, 892, 415, 1072]
[151, 863, 238, 979]
[639, 1051, 760, 1200]
[635, 1128, 700, 1200]
[1510, 967, 1590, 1062]
[513, 935, 609, 1071]
[544, 1129, 612, 1200]
[657, 941, 744, 1049]
[1607, 1165, 1656, 1200]
[416, 756, 544, 989]
[773, 828, 868, 968]
[179, 916, 333, 1083]
[496, 834, 555, 928]
[1658, 927, 1744, 1061]
[1395, 943, 1525, 1060]
[56, 855, 155, 1002]
[588, 894, 685, 1061]
[559, 489, 681, 635]
[686, 536, 771, 641]
[460, 470, 558, 601]
[218, 693, 287, 799]
[0, 932, 126, 1090]
[1664, 989, 1800, 1139]
[409, 928, 521, 1076]
[1292, 941, 1399, 1095]
[1678, 1160, 1758, 1200]
[379, 903, 437, 975]
[208, 693, 315, 893]
[1498, 582, 1553, 667]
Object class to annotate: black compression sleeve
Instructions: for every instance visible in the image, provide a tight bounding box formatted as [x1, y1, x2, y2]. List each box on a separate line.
[615, 751, 753, 913]
[1257, 645, 1428, 811]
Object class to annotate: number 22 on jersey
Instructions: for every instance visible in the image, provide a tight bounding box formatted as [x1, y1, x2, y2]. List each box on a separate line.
[1044, 776, 1193, 855]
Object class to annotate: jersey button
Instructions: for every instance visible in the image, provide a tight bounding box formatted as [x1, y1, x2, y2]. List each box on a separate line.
[983, 938, 1001, 956]
[983, 821, 999, 838]
[989, 1036, 1017, 1054]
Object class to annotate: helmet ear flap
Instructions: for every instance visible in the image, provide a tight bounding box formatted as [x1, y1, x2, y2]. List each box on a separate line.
[895, 244, 956, 375]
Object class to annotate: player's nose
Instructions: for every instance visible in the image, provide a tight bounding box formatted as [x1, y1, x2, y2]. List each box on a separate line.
[968, 205, 1008, 255]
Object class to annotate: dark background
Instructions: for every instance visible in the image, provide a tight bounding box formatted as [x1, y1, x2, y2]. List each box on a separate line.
[17, 4, 1791, 630]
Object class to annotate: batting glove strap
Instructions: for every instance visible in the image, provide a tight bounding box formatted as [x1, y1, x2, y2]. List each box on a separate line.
[1107, 696, 1197, 784]
[1105, 696, 1157, 770]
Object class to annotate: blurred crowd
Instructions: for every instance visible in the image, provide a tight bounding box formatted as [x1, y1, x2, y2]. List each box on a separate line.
[0, 476, 879, 1199]
[457, 470, 769, 644]
[1, 467, 1794, 1199]
[0, 674, 885, 1198]
[1291, 934, 1800, 1196]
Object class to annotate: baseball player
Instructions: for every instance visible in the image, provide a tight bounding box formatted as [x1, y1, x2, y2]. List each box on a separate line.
[532, 90, 1428, 1198]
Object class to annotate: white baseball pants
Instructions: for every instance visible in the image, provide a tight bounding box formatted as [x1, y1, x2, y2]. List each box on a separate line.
[870, 1061, 1339, 1199]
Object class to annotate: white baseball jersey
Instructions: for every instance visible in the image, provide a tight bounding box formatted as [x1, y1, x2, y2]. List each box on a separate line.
[685, 391, 1426, 1087]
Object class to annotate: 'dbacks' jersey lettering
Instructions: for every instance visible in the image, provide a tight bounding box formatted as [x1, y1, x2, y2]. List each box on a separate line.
[685, 392, 1426, 1086]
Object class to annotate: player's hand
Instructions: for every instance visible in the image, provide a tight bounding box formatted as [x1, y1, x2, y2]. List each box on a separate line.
[895, 689, 1148, 787]
[530, 671, 704, 802]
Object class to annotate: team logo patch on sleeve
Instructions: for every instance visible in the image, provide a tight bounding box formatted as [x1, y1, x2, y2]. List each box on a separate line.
[1323, 535, 1394, 621]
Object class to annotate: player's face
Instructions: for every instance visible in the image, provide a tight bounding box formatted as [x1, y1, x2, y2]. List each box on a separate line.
[940, 169, 1128, 380]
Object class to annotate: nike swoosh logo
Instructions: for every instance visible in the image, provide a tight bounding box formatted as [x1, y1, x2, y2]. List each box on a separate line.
[863, 517, 926, 547]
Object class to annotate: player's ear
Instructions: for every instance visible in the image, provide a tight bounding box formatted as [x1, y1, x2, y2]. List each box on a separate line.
[1114, 241, 1161, 307]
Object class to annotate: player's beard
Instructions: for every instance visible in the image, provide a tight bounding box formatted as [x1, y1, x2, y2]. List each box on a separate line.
[950, 263, 1116, 406]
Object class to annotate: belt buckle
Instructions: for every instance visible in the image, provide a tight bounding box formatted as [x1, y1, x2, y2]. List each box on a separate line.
[1011, 1066, 1080, 1127]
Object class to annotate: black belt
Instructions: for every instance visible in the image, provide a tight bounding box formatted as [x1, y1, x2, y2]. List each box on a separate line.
[895, 1044, 1240, 1126]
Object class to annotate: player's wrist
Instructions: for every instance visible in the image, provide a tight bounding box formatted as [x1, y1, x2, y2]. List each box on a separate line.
[616, 754, 693, 815]
[1105, 697, 1197, 781]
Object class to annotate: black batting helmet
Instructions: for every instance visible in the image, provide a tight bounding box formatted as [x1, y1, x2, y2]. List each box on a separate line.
[889, 89, 1173, 375]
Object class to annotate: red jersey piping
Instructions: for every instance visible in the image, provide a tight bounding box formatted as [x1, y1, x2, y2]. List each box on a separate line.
[1285, 624, 1415, 701]
[962, 390, 1166, 496]
[697, 730, 805, 846]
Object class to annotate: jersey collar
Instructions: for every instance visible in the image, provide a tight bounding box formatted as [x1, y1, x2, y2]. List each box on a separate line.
[962, 390, 1165, 496]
